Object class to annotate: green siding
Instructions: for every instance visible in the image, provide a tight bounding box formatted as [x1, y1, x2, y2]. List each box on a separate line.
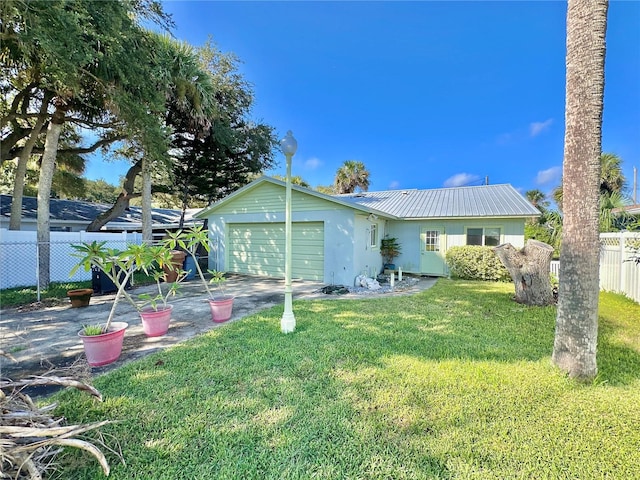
[228, 222, 324, 281]
[215, 183, 348, 215]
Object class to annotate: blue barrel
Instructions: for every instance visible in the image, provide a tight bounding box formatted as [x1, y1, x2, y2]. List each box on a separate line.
[183, 255, 197, 280]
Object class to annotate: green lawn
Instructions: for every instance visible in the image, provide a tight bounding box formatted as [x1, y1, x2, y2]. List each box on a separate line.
[54, 280, 640, 479]
[0, 272, 155, 308]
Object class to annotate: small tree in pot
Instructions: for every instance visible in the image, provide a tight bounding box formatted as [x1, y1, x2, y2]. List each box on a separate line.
[164, 226, 235, 322]
[70, 242, 184, 364]
[380, 236, 402, 270]
[135, 245, 186, 337]
[70, 242, 148, 365]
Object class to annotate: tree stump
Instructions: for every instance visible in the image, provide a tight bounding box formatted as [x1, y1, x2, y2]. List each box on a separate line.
[494, 240, 555, 306]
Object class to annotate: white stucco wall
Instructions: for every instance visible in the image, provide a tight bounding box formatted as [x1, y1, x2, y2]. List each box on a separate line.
[352, 215, 384, 279]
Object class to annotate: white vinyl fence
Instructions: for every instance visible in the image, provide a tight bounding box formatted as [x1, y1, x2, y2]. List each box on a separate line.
[0, 229, 143, 290]
[550, 232, 640, 303]
[599, 232, 640, 303]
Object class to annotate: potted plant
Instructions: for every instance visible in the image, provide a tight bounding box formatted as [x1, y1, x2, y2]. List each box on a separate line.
[67, 288, 93, 308]
[70, 242, 150, 366]
[380, 236, 402, 270]
[135, 245, 185, 337]
[164, 226, 235, 322]
[206, 270, 234, 322]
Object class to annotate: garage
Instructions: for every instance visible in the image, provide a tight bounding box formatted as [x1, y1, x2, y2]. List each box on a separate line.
[227, 222, 324, 281]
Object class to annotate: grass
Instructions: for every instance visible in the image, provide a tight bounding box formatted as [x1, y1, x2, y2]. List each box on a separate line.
[0, 272, 155, 308]
[53, 280, 640, 479]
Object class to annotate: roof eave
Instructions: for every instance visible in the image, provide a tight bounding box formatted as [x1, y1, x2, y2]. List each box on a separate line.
[399, 214, 541, 221]
[195, 176, 401, 219]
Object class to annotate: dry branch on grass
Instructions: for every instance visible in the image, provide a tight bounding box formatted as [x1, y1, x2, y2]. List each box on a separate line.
[1, 370, 115, 479]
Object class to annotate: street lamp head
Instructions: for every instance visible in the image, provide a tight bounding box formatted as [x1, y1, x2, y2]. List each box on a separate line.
[280, 130, 297, 156]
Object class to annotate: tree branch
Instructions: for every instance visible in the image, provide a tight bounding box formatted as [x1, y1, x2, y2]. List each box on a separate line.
[86, 160, 142, 231]
[9, 133, 126, 160]
[65, 117, 122, 129]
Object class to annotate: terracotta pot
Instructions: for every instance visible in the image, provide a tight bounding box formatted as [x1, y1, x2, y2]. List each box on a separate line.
[68, 288, 93, 308]
[139, 305, 172, 337]
[78, 322, 128, 367]
[208, 296, 234, 323]
[163, 250, 186, 283]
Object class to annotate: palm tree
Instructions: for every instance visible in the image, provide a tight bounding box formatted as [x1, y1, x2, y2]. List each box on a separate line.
[140, 35, 215, 242]
[599, 152, 626, 196]
[552, 0, 608, 381]
[525, 189, 550, 226]
[315, 185, 336, 195]
[599, 191, 633, 231]
[334, 160, 370, 194]
[272, 175, 311, 188]
[553, 152, 626, 211]
[525, 189, 550, 212]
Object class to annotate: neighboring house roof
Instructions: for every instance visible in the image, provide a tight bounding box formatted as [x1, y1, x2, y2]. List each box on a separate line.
[337, 184, 540, 218]
[195, 177, 539, 220]
[0, 195, 201, 230]
[612, 204, 640, 215]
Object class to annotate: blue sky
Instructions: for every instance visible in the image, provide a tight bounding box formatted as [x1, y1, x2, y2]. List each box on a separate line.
[85, 1, 640, 202]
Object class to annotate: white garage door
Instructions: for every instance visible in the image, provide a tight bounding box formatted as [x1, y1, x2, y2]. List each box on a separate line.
[227, 222, 324, 281]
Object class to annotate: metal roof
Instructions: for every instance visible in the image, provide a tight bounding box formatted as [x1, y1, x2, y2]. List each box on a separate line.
[0, 195, 202, 228]
[336, 184, 540, 218]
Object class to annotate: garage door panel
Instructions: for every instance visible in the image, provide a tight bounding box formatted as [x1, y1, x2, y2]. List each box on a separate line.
[228, 222, 324, 281]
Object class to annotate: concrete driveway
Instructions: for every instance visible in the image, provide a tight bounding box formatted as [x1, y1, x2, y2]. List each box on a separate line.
[0, 274, 436, 383]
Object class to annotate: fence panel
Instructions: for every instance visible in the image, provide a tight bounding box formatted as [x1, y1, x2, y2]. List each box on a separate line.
[599, 232, 640, 303]
[0, 230, 142, 290]
[550, 232, 640, 303]
[0, 241, 38, 290]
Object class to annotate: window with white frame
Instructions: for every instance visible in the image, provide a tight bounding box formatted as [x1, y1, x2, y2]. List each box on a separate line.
[466, 227, 501, 246]
[424, 230, 440, 252]
[369, 224, 378, 248]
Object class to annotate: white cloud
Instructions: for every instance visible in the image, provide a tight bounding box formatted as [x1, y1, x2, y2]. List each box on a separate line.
[496, 133, 514, 146]
[304, 157, 322, 170]
[535, 166, 562, 185]
[388, 180, 400, 189]
[444, 173, 480, 188]
[530, 119, 553, 137]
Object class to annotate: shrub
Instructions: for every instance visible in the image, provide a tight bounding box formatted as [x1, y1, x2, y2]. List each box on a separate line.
[445, 245, 510, 282]
[525, 223, 560, 258]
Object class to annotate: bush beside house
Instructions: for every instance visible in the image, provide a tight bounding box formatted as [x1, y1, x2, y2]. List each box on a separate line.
[446, 246, 510, 282]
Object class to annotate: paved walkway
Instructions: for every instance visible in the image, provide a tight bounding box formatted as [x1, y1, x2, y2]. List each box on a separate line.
[0, 274, 437, 382]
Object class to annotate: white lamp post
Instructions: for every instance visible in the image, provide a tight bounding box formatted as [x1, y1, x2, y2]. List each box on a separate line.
[280, 130, 297, 333]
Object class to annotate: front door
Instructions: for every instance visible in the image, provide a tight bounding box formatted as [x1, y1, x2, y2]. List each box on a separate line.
[420, 227, 446, 276]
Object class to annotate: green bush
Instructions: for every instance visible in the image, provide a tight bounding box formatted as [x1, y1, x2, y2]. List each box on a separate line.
[445, 245, 511, 282]
[525, 223, 560, 258]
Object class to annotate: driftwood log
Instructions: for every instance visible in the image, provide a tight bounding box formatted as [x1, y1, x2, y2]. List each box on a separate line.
[494, 240, 555, 306]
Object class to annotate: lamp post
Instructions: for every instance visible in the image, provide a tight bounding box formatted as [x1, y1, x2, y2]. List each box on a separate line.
[280, 131, 297, 333]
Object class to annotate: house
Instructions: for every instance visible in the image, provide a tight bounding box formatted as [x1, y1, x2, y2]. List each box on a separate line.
[0, 194, 202, 237]
[613, 204, 640, 215]
[195, 176, 540, 286]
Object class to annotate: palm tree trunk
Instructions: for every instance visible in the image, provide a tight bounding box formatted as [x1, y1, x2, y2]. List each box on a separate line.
[37, 105, 66, 288]
[552, 0, 608, 380]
